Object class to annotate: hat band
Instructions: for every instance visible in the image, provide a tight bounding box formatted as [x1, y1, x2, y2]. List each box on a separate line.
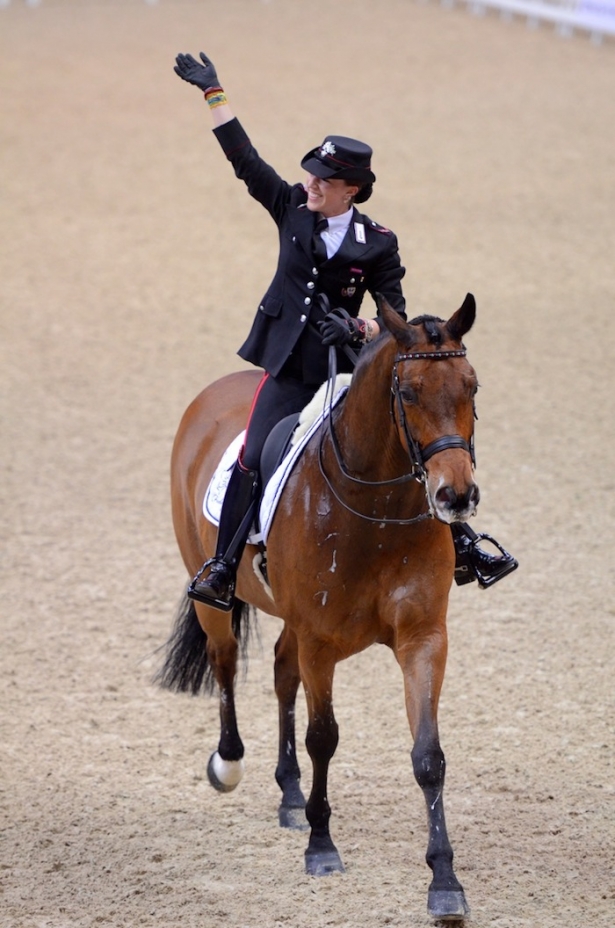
[317, 152, 371, 172]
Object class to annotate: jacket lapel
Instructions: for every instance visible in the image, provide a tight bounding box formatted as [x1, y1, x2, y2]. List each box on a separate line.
[326, 208, 375, 269]
[289, 206, 317, 258]
[289, 205, 376, 265]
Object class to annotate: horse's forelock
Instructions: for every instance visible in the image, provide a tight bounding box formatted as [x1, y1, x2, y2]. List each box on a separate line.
[377, 298, 450, 350]
[408, 314, 446, 347]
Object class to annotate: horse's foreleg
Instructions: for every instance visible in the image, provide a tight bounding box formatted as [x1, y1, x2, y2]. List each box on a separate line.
[274, 625, 307, 829]
[299, 647, 344, 876]
[194, 602, 245, 793]
[398, 632, 470, 921]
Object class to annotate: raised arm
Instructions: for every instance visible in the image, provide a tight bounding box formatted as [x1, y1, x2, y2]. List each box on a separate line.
[174, 52, 234, 128]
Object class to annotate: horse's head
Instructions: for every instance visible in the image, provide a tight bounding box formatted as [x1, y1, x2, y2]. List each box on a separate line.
[378, 293, 480, 523]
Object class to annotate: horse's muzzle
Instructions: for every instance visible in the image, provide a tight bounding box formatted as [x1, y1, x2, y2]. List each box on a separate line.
[432, 481, 480, 523]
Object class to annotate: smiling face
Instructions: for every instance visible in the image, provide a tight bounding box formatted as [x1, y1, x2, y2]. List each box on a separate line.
[304, 173, 360, 218]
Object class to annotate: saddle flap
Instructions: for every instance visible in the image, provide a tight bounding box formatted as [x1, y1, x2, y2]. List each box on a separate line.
[259, 413, 301, 488]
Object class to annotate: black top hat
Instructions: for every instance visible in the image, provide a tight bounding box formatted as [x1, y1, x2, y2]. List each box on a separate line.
[300, 135, 376, 185]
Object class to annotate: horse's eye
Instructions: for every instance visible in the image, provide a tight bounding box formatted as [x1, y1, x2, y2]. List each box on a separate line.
[400, 386, 418, 405]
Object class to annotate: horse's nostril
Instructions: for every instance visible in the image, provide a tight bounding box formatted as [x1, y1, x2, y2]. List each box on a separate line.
[436, 484, 480, 511]
[436, 486, 457, 506]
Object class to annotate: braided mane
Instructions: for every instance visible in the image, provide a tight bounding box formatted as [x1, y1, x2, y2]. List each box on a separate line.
[408, 314, 445, 346]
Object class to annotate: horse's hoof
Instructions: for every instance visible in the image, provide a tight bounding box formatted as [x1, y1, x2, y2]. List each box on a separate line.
[304, 848, 345, 876]
[207, 751, 245, 793]
[278, 804, 308, 830]
[427, 889, 470, 921]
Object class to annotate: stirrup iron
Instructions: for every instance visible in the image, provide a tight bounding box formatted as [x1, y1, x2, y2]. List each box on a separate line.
[454, 528, 518, 589]
[188, 558, 236, 612]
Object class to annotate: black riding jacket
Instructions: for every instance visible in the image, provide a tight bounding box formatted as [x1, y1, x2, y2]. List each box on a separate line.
[213, 118, 406, 384]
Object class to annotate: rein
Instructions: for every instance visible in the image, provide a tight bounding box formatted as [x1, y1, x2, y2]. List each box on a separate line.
[317, 344, 475, 525]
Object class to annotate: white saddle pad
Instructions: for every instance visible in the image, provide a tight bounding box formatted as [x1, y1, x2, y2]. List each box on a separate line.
[203, 377, 351, 545]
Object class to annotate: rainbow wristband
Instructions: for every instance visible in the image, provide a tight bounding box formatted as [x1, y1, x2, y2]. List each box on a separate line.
[204, 89, 227, 109]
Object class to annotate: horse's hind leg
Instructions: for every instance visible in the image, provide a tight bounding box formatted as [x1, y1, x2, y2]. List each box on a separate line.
[398, 632, 470, 921]
[274, 625, 307, 829]
[298, 645, 344, 876]
[195, 600, 246, 793]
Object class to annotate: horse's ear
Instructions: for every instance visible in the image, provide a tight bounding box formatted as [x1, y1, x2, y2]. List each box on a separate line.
[376, 293, 416, 346]
[446, 293, 476, 342]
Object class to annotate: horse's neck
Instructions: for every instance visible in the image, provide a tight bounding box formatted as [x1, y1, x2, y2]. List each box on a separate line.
[333, 361, 407, 481]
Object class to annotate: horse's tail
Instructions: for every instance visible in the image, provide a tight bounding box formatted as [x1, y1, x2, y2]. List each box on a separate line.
[154, 590, 256, 696]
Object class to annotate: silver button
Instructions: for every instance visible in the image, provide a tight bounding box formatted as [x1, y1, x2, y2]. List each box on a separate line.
[312, 267, 319, 276]
[304, 297, 311, 305]
[259, 304, 264, 312]
[300, 314, 307, 323]
[350, 278, 355, 284]
[292, 236, 297, 242]
[307, 281, 315, 290]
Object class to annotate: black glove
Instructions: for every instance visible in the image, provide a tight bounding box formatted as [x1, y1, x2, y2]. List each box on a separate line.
[318, 308, 365, 349]
[174, 52, 222, 94]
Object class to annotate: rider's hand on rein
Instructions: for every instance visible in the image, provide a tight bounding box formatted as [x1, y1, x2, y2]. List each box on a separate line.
[318, 308, 369, 349]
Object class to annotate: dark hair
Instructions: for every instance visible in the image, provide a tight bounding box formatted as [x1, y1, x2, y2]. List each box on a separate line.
[354, 183, 373, 204]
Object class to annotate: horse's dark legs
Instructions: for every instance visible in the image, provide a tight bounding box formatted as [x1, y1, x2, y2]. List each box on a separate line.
[400, 636, 469, 921]
[194, 602, 246, 793]
[299, 649, 344, 876]
[274, 625, 307, 829]
[411, 731, 469, 920]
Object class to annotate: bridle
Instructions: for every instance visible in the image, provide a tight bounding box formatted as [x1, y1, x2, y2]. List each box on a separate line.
[317, 345, 476, 525]
[391, 348, 476, 476]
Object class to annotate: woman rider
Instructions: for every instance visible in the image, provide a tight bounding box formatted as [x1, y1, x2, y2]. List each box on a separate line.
[173, 51, 517, 609]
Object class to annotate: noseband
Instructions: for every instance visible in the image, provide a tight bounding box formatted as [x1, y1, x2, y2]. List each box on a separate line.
[317, 346, 476, 525]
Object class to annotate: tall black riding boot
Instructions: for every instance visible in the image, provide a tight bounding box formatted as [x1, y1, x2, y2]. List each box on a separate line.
[188, 460, 260, 611]
[451, 522, 518, 589]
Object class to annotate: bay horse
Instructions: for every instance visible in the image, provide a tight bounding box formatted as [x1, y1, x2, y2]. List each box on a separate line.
[158, 294, 480, 921]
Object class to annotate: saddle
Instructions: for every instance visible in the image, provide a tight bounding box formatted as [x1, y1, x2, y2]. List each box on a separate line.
[202, 377, 352, 555]
[259, 413, 301, 489]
